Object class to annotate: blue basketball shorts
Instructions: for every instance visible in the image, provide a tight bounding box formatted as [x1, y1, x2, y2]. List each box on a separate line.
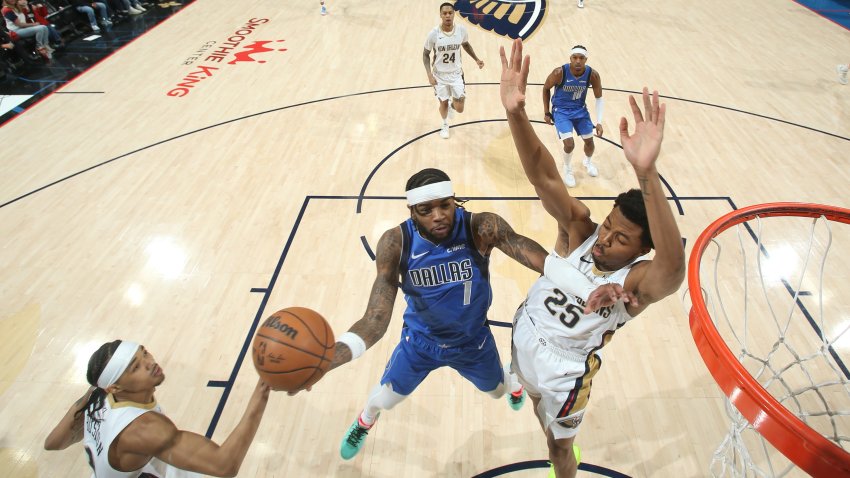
[553, 108, 594, 139]
[380, 326, 504, 396]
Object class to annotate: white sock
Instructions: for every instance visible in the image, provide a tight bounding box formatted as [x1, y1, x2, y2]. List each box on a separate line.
[361, 384, 405, 425]
[504, 363, 522, 394]
[585, 156, 593, 163]
[442, 118, 448, 126]
[563, 151, 573, 167]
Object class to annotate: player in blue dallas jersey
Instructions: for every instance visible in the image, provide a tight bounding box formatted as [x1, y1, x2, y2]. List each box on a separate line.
[326, 168, 630, 460]
[543, 44, 604, 188]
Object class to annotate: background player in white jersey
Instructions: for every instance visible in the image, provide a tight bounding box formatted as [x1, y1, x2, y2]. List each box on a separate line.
[44, 340, 271, 477]
[500, 39, 686, 478]
[543, 45, 603, 188]
[423, 2, 484, 139]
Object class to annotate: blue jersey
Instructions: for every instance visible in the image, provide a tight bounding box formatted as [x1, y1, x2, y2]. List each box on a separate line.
[399, 208, 492, 347]
[551, 65, 592, 118]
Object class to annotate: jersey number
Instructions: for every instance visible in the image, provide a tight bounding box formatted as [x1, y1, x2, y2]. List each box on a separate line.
[442, 52, 456, 64]
[572, 89, 583, 101]
[543, 288, 582, 328]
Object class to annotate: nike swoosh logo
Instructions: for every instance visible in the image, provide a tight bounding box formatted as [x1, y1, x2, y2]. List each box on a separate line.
[579, 255, 593, 264]
[477, 336, 487, 349]
[411, 250, 429, 259]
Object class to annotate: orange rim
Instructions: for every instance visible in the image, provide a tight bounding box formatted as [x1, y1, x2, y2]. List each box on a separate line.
[688, 202, 850, 476]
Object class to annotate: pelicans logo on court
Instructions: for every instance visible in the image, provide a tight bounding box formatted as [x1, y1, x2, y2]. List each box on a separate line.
[453, 0, 547, 40]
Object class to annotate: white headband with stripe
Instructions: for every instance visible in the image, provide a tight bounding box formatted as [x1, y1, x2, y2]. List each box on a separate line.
[406, 181, 454, 206]
[570, 47, 588, 57]
[97, 341, 140, 389]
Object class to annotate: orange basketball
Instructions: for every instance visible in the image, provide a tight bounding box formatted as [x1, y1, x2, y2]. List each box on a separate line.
[251, 307, 335, 392]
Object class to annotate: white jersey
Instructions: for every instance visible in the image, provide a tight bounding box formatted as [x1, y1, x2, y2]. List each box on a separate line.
[424, 23, 468, 79]
[83, 395, 199, 478]
[523, 226, 648, 356]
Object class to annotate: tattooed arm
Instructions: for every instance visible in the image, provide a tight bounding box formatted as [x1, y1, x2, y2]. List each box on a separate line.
[328, 227, 402, 371]
[471, 212, 548, 273]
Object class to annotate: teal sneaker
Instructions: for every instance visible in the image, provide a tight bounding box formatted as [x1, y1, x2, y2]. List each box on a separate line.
[507, 386, 526, 411]
[340, 413, 378, 460]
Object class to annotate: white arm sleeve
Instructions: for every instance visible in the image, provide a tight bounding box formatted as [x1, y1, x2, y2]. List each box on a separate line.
[595, 97, 604, 125]
[544, 254, 597, 301]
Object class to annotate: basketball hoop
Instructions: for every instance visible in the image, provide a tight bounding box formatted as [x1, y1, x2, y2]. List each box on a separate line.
[688, 203, 850, 477]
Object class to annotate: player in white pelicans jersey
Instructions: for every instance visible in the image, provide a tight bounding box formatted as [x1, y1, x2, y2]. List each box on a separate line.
[44, 340, 273, 477]
[500, 40, 686, 478]
[423, 2, 484, 139]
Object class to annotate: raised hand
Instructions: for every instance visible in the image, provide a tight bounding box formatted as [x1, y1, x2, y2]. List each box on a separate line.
[582, 283, 638, 314]
[499, 38, 530, 114]
[619, 88, 666, 172]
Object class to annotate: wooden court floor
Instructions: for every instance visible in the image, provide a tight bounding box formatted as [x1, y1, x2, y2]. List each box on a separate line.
[1, 1, 848, 476]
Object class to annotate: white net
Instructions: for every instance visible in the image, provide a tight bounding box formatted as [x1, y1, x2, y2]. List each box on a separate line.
[691, 210, 850, 477]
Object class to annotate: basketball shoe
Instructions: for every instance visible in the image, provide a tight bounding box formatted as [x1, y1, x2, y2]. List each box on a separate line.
[321, 5, 327, 15]
[340, 412, 379, 460]
[440, 123, 450, 139]
[838, 64, 848, 85]
[583, 157, 598, 177]
[547, 445, 582, 477]
[577, 0, 584, 8]
[507, 386, 526, 411]
[563, 163, 576, 188]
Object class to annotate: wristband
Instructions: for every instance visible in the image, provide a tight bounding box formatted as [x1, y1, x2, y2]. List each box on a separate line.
[544, 112, 553, 118]
[338, 332, 366, 360]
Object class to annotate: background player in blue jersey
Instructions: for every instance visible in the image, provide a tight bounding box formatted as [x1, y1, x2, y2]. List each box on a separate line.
[543, 45, 604, 188]
[327, 168, 630, 460]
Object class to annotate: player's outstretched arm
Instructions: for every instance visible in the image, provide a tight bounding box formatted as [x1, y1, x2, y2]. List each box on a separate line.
[125, 379, 270, 477]
[500, 39, 587, 228]
[44, 388, 93, 450]
[329, 227, 401, 370]
[472, 212, 548, 273]
[620, 89, 686, 313]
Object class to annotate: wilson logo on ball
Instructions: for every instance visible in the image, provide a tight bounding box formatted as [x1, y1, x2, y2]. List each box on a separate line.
[262, 315, 299, 340]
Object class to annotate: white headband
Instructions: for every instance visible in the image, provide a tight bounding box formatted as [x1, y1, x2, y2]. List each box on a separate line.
[97, 341, 140, 389]
[406, 181, 454, 206]
[570, 47, 588, 57]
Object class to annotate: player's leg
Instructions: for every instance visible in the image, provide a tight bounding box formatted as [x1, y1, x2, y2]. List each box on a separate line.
[575, 114, 598, 177]
[449, 77, 466, 113]
[435, 81, 451, 139]
[340, 331, 437, 459]
[548, 431, 580, 478]
[553, 110, 577, 187]
[451, 329, 524, 407]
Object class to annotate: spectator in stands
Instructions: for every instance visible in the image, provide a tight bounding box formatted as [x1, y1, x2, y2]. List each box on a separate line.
[17, 0, 62, 49]
[69, 0, 111, 33]
[112, 0, 146, 16]
[2, 0, 50, 60]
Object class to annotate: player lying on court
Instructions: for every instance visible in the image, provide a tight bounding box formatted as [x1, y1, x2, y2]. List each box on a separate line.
[325, 167, 634, 460]
[44, 340, 271, 477]
[500, 39, 686, 478]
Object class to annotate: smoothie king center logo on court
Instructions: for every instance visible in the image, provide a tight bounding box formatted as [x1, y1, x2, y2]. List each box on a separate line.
[167, 18, 287, 97]
[453, 0, 547, 40]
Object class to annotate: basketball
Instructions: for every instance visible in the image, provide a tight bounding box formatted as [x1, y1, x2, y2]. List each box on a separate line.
[251, 307, 335, 392]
